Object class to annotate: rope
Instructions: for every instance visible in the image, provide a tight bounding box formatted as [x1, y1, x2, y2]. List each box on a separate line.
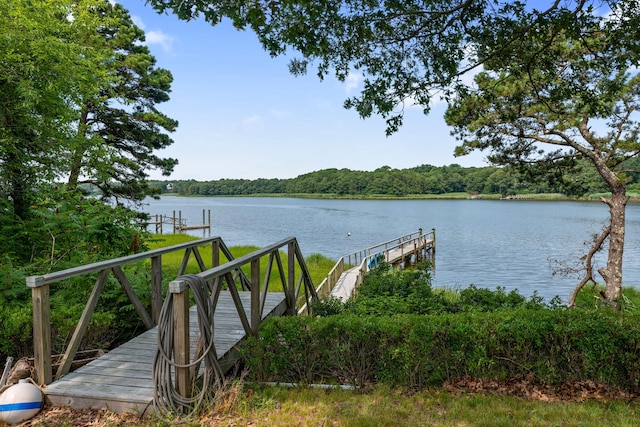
[152, 274, 226, 415]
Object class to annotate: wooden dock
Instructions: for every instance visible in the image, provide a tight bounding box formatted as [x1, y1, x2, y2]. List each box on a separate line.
[148, 210, 211, 234]
[328, 233, 435, 302]
[43, 291, 287, 414]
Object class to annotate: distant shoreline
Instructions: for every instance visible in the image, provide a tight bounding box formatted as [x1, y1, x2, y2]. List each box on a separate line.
[157, 192, 640, 202]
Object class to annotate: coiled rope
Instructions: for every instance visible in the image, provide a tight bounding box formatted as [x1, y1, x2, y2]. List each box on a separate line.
[152, 274, 225, 415]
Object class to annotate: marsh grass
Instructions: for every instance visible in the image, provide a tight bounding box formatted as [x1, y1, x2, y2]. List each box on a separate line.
[145, 234, 334, 292]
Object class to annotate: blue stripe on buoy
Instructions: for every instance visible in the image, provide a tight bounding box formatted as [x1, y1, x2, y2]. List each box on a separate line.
[0, 401, 42, 412]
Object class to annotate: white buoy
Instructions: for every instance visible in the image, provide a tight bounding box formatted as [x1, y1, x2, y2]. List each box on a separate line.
[0, 379, 43, 425]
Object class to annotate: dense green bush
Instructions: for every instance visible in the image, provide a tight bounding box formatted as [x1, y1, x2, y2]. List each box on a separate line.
[311, 263, 560, 316]
[0, 304, 33, 360]
[244, 265, 639, 391]
[242, 310, 640, 391]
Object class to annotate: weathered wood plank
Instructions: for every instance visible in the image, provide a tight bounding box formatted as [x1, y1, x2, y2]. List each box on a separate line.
[44, 291, 286, 413]
[329, 239, 434, 301]
[46, 394, 154, 415]
[55, 269, 111, 380]
[52, 372, 154, 388]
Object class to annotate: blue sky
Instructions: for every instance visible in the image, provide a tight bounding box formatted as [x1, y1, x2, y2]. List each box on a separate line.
[118, 0, 488, 180]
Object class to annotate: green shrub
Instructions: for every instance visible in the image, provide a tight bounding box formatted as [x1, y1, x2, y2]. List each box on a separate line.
[0, 304, 33, 361]
[244, 258, 640, 391]
[242, 310, 640, 392]
[311, 267, 558, 317]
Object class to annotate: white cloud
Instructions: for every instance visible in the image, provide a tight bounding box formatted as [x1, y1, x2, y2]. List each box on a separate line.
[145, 30, 175, 53]
[131, 15, 145, 30]
[129, 14, 175, 53]
[345, 73, 362, 94]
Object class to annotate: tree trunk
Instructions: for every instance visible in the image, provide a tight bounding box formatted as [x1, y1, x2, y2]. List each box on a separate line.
[568, 225, 609, 307]
[599, 186, 627, 310]
[67, 102, 90, 188]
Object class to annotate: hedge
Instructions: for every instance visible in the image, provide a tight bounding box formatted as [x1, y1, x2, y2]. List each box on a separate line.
[241, 309, 640, 391]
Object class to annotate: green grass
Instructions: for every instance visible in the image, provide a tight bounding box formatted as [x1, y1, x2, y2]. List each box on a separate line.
[144, 233, 334, 291]
[26, 384, 640, 426]
[230, 385, 640, 427]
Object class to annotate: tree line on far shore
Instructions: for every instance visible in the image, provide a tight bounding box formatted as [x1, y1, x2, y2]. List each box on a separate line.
[150, 159, 640, 198]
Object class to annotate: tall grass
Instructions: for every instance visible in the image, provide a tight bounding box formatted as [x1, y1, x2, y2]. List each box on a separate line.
[145, 234, 334, 291]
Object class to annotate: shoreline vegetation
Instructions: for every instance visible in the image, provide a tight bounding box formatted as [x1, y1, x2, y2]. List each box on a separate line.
[147, 162, 640, 202]
[158, 191, 640, 202]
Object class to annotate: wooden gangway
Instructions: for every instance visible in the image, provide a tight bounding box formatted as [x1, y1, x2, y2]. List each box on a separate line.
[44, 292, 287, 414]
[27, 236, 317, 414]
[313, 229, 436, 303]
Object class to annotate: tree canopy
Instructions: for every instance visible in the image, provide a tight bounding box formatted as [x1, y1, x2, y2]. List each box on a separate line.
[148, 0, 640, 308]
[444, 11, 640, 307]
[0, 0, 178, 265]
[0, 0, 110, 222]
[67, 2, 178, 204]
[157, 161, 640, 197]
[148, 1, 638, 131]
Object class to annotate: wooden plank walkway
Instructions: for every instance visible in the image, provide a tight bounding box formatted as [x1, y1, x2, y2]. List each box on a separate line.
[330, 238, 434, 301]
[385, 238, 434, 265]
[43, 291, 287, 415]
[330, 266, 362, 301]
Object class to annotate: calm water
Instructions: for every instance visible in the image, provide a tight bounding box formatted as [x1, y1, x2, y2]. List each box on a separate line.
[143, 197, 640, 302]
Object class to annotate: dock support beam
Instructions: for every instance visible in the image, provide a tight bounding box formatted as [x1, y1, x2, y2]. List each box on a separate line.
[250, 259, 260, 335]
[29, 278, 52, 385]
[170, 280, 190, 403]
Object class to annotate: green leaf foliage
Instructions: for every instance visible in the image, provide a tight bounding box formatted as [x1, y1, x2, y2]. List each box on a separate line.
[243, 309, 640, 391]
[243, 268, 637, 390]
[67, 2, 179, 203]
[155, 160, 640, 198]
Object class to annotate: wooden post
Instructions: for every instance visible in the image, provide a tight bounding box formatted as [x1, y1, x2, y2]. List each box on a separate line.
[250, 259, 260, 334]
[170, 280, 190, 401]
[151, 256, 162, 324]
[212, 240, 220, 268]
[27, 277, 51, 385]
[431, 228, 436, 267]
[172, 210, 176, 233]
[287, 242, 296, 315]
[432, 228, 436, 255]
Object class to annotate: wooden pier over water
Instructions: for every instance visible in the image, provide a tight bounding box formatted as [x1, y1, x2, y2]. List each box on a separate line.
[315, 229, 436, 302]
[148, 210, 211, 234]
[26, 229, 434, 414]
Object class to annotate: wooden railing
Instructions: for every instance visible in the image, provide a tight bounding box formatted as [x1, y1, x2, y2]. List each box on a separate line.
[308, 228, 436, 304]
[166, 237, 317, 400]
[26, 236, 247, 385]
